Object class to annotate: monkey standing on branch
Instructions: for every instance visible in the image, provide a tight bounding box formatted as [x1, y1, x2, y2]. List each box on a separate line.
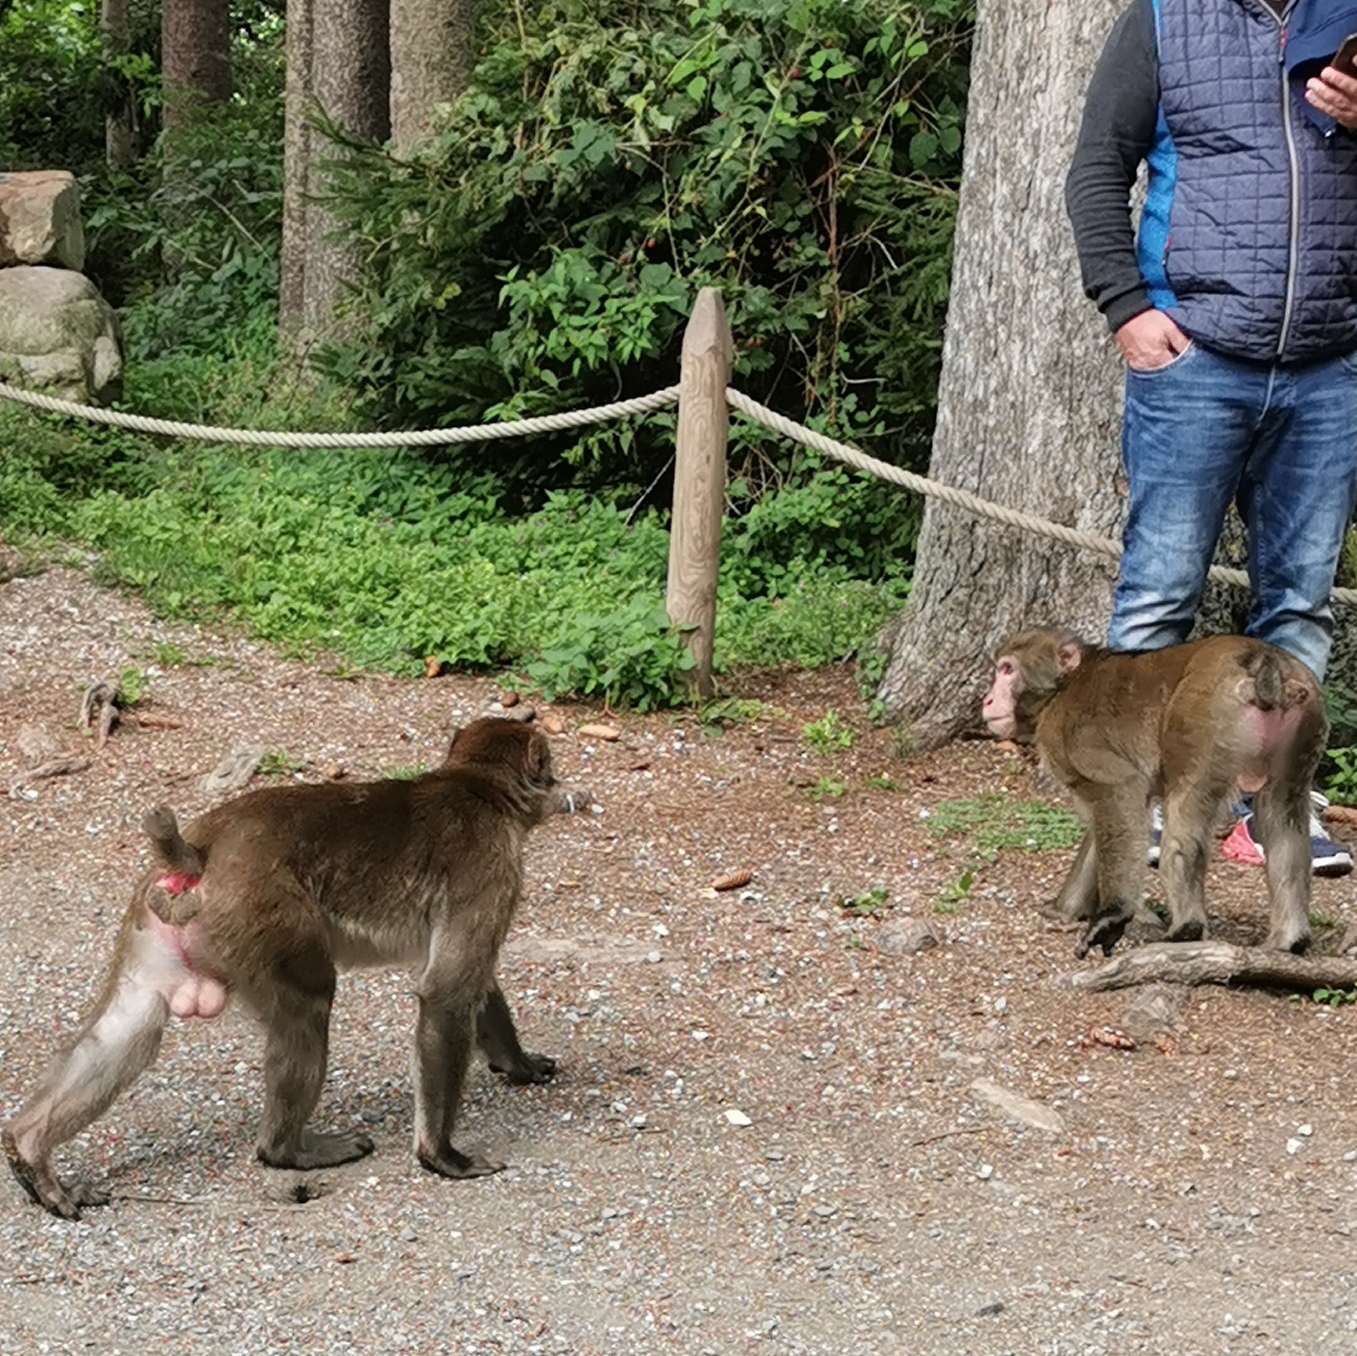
[982, 630, 1327, 960]
[3, 718, 590, 1219]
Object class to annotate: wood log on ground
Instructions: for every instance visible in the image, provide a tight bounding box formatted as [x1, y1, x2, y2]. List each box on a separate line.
[1062, 941, 1357, 994]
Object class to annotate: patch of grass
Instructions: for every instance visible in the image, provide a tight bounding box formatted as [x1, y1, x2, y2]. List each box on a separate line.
[865, 773, 898, 791]
[1310, 909, 1340, 930]
[259, 750, 308, 778]
[1311, 986, 1357, 1007]
[933, 868, 974, 913]
[834, 884, 889, 917]
[803, 709, 855, 755]
[116, 666, 147, 707]
[806, 776, 846, 802]
[150, 641, 187, 667]
[928, 795, 1084, 854]
[383, 762, 429, 780]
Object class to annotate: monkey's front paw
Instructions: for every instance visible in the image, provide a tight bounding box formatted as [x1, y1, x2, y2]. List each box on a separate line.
[490, 1051, 558, 1085]
[418, 1145, 507, 1179]
[1074, 913, 1131, 959]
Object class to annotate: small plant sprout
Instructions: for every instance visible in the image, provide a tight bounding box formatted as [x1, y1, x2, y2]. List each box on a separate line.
[259, 750, 308, 778]
[834, 885, 890, 917]
[115, 667, 147, 707]
[807, 776, 846, 802]
[934, 868, 974, 914]
[803, 709, 855, 755]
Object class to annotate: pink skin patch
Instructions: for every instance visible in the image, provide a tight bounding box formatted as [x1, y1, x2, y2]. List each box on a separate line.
[144, 881, 228, 1020]
[1237, 703, 1305, 793]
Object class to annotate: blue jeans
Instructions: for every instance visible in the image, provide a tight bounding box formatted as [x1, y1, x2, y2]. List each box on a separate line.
[1109, 342, 1357, 681]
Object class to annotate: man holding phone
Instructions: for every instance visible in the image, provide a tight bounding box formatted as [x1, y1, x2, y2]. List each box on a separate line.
[1066, 0, 1357, 874]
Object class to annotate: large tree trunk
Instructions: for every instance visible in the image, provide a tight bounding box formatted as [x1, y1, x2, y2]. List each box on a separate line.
[389, 0, 475, 155]
[161, 0, 231, 132]
[279, 0, 391, 345]
[875, 0, 1126, 749]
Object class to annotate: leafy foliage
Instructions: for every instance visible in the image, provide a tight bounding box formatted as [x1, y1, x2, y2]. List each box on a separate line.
[927, 795, 1084, 854]
[320, 0, 971, 520]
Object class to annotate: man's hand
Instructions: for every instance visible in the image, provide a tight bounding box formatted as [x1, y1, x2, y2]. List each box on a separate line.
[1306, 65, 1357, 129]
[1115, 309, 1191, 370]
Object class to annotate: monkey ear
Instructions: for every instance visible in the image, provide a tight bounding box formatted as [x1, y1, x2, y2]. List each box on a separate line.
[1056, 638, 1084, 673]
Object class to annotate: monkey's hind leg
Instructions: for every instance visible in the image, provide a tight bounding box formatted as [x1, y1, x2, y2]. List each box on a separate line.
[1041, 830, 1097, 924]
[3, 907, 175, 1218]
[252, 965, 374, 1172]
[477, 983, 557, 1085]
[1252, 782, 1313, 954]
[244, 884, 373, 1172]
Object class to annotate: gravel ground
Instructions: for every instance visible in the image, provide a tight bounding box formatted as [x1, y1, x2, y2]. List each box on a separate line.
[2, 564, 1357, 1355]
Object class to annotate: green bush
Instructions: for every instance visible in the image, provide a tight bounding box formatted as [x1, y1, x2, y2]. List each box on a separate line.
[320, 0, 971, 522]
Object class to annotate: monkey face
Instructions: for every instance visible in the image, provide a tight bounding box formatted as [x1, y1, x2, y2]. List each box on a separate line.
[982, 657, 1023, 739]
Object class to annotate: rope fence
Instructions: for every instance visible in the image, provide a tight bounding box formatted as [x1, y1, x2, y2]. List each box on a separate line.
[4, 286, 1355, 696]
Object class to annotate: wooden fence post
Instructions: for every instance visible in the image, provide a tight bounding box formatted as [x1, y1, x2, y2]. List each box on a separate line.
[666, 287, 732, 698]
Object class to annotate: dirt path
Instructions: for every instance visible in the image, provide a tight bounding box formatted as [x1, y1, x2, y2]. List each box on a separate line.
[1, 566, 1356, 1355]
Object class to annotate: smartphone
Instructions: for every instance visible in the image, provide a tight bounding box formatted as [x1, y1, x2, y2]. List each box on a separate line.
[1333, 33, 1357, 77]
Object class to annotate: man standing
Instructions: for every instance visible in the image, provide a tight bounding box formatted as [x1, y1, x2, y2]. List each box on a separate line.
[1066, 0, 1357, 874]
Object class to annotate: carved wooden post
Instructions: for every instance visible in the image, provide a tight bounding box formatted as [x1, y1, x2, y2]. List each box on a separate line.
[666, 288, 732, 697]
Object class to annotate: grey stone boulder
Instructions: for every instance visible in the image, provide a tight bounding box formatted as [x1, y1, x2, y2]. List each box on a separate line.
[0, 171, 86, 270]
[0, 266, 122, 403]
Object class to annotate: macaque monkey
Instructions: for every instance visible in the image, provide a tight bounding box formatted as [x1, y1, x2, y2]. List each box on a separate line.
[4, 718, 589, 1219]
[982, 629, 1327, 959]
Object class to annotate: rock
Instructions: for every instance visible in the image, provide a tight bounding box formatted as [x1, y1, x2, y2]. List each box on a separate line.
[0, 266, 123, 403]
[970, 1078, 1066, 1134]
[875, 917, 944, 955]
[1120, 984, 1183, 1043]
[0, 171, 85, 269]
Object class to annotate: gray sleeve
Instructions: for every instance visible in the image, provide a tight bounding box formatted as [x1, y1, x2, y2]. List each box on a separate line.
[1064, 0, 1160, 333]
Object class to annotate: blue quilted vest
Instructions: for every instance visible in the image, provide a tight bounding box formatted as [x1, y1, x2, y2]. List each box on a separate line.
[1138, 0, 1357, 363]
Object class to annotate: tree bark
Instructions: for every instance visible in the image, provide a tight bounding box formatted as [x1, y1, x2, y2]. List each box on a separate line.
[875, 0, 1126, 749]
[100, 0, 136, 170]
[389, 0, 475, 155]
[1063, 940, 1357, 994]
[161, 0, 231, 133]
[279, 0, 315, 338]
[279, 0, 391, 345]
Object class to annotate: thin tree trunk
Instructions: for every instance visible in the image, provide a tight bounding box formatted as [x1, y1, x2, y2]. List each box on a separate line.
[279, 0, 315, 338]
[100, 0, 136, 170]
[389, 0, 475, 155]
[875, 0, 1126, 749]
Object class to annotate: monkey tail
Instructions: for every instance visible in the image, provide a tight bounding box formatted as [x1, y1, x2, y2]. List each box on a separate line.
[1245, 651, 1312, 712]
[141, 805, 207, 877]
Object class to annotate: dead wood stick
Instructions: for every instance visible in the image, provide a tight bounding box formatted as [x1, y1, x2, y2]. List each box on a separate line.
[1063, 941, 1357, 994]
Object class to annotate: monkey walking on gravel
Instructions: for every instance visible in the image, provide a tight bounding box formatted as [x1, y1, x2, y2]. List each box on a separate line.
[4, 717, 591, 1219]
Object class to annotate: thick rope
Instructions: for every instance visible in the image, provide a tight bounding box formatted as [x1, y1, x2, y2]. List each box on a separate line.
[0, 381, 679, 447]
[4, 372, 1354, 605]
[726, 387, 1357, 607]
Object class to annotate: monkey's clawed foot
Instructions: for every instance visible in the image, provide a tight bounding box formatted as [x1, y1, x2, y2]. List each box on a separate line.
[1074, 911, 1133, 959]
[257, 1128, 375, 1171]
[3, 1128, 107, 1220]
[490, 1051, 558, 1085]
[417, 1144, 506, 1180]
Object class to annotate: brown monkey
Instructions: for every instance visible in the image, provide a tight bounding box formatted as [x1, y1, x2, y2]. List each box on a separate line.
[3, 717, 589, 1219]
[982, 629, 1327, 959]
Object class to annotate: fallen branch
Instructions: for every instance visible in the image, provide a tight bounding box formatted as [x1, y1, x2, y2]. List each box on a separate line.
[9, 755, 94, 798]
[1063, 940, 1357, 994]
